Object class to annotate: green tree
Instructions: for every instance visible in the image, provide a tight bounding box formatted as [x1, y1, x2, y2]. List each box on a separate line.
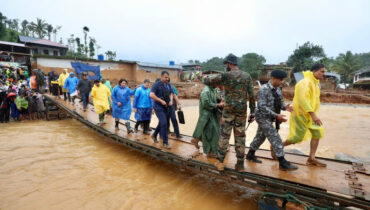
[89, 37, 95, 58]
[75, 37, 83, 55]
[201, 57, 224, 71]
[239, 53, 266, 79]
[355, 52, 370, 67]
[31, 18, 48, 38]
[28, 22, 36, 37]
[105, 50, 116, 61]
[0, 13, 6, 38]
[83, 26, 89, 55]
[21, 20, 29, 36]
[287, 42, 326, 73]
[12, 19, 19, 32]
[52, 25, 62, 42]
[46, 24, 53, 40]
[332, 51, 362, 83]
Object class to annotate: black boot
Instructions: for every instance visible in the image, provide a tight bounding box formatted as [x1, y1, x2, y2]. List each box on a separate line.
[115, 120, 119, 130]
[235, 160, 245, 172]
[134, 122, 139, 133]
[143, 121, 149, 135]
[125, 122, 132, 134]
[246, 149, 262, 163]
[278, 157, 298, 171]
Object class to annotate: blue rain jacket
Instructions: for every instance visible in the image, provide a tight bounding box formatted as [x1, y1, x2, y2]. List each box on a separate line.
[112, 85, 135, 120]
[64, 72, 79, 93]
[133, 84, 153, 109]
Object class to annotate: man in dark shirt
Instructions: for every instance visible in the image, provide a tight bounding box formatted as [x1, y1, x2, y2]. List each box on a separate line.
[77, 72, 92, 112]
[150, 71, 174, 149]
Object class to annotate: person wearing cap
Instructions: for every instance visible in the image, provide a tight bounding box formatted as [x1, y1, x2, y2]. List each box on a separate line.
[247, 69, 298, 171]
[203, 53, 256, 172]
[282, 63, 327, 167]
[63, 72, 79, 104]
[58, 69, 69, 101]
[77, 72, 92, 111]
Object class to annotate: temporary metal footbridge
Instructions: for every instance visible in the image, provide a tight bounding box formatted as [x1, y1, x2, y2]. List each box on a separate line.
[44, 95, 369, 209]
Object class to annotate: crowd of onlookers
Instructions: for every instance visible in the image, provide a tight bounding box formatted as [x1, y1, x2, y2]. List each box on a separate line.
[0, 67, 46, 123]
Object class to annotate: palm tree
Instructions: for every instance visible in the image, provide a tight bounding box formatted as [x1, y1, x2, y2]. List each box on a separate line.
[332, 51, 362, 83]
[31, 18, 48, 38]
[46, 24, 53, 40]
[12, 19, 19, 32]
[21, 20, 29, 35]
[0, 13, 6, 24]
[4, 19, 12, 29]
[0, 13, 6, 36]
[83, 26, 89, 55]
[89, 37, 96, 58]
[28, 22, 36, 37]
[52, 25, 62, 42]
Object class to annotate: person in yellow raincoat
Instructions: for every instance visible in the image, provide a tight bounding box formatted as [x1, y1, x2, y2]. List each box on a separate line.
[283, 63, 326, 167]
[89, 80, 112, 125]
[58, 69, 69, 101]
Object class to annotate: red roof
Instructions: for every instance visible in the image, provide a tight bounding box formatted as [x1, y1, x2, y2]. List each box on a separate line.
[27, 39, 68, 49]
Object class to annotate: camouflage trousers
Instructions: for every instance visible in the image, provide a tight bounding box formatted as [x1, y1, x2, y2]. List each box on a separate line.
[217, 110, 247, 162]
[250, 117, 285, 158]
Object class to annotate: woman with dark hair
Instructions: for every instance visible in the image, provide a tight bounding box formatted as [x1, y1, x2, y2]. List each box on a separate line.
[112, 78, 136, 133]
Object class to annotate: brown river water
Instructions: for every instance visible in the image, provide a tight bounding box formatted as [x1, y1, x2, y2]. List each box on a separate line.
[0, 101, 369, 209]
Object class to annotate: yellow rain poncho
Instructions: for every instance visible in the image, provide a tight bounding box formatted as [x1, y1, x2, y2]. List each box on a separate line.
[287, 71, 324, 143]
[58, 70, 69, 93]
[91, 84, 111, 114]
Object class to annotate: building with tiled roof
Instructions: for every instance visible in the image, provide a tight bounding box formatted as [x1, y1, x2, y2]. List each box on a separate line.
[18, 35, 68, 56]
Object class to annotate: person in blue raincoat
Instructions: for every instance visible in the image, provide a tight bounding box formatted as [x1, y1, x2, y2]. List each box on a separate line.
[112, 78, 136, 133]
[133, 79, 153, 134]
[63, 72, 79, 104]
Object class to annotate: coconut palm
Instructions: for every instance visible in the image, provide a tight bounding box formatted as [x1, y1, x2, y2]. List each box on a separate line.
[332, 51, 362, 83]
[12, 19, 19, 32]
[21, 20, 29, 35]
[83, 26, 89, 55]
[28, 22, 36, 37]
[31, 18, 48, 38]
[52, 25, 62, 42]
[46, 24, 53, 40]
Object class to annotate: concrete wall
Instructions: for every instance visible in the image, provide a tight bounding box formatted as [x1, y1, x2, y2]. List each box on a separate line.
[136, 66, 179, 83]
[33, 57, 136, 83]
[32, 57, 180, 83]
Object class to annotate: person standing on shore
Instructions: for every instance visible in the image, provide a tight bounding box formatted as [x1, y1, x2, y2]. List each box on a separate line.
[64, 72, 79, 104]
[247, 70, 298, 171]
[90, 80, 112, 126]
[77, 72, 92, 111]
[282, 63, 327, 167]
[192, 83, 224, 157]
[203, 54, 256, 172]
[111, 78, 136, 133]
[58, 69, 69, 101]
[150, 71, 174, 149]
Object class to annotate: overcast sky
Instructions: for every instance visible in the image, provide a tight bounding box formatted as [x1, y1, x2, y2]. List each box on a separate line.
[2, 0, 370, 64]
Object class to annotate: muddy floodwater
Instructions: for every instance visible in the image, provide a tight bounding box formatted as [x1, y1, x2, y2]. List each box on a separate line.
[0, 101, 369, 209]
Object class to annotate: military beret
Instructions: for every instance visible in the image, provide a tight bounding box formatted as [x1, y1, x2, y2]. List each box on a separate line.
[271, 69, 287, 79]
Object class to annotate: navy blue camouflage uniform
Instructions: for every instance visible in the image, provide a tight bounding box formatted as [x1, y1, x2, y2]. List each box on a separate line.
[249, 81, 286, 158]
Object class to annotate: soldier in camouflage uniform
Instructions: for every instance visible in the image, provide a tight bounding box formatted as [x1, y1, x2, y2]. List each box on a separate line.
[203, 54, 255, 172]
[247, 69, 298, 171]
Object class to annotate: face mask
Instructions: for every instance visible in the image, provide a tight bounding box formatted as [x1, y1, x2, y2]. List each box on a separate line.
[226, 66, 231, 71]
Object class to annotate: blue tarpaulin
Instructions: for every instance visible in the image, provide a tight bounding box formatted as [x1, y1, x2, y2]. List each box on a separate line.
[71, 62, 101, 80]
